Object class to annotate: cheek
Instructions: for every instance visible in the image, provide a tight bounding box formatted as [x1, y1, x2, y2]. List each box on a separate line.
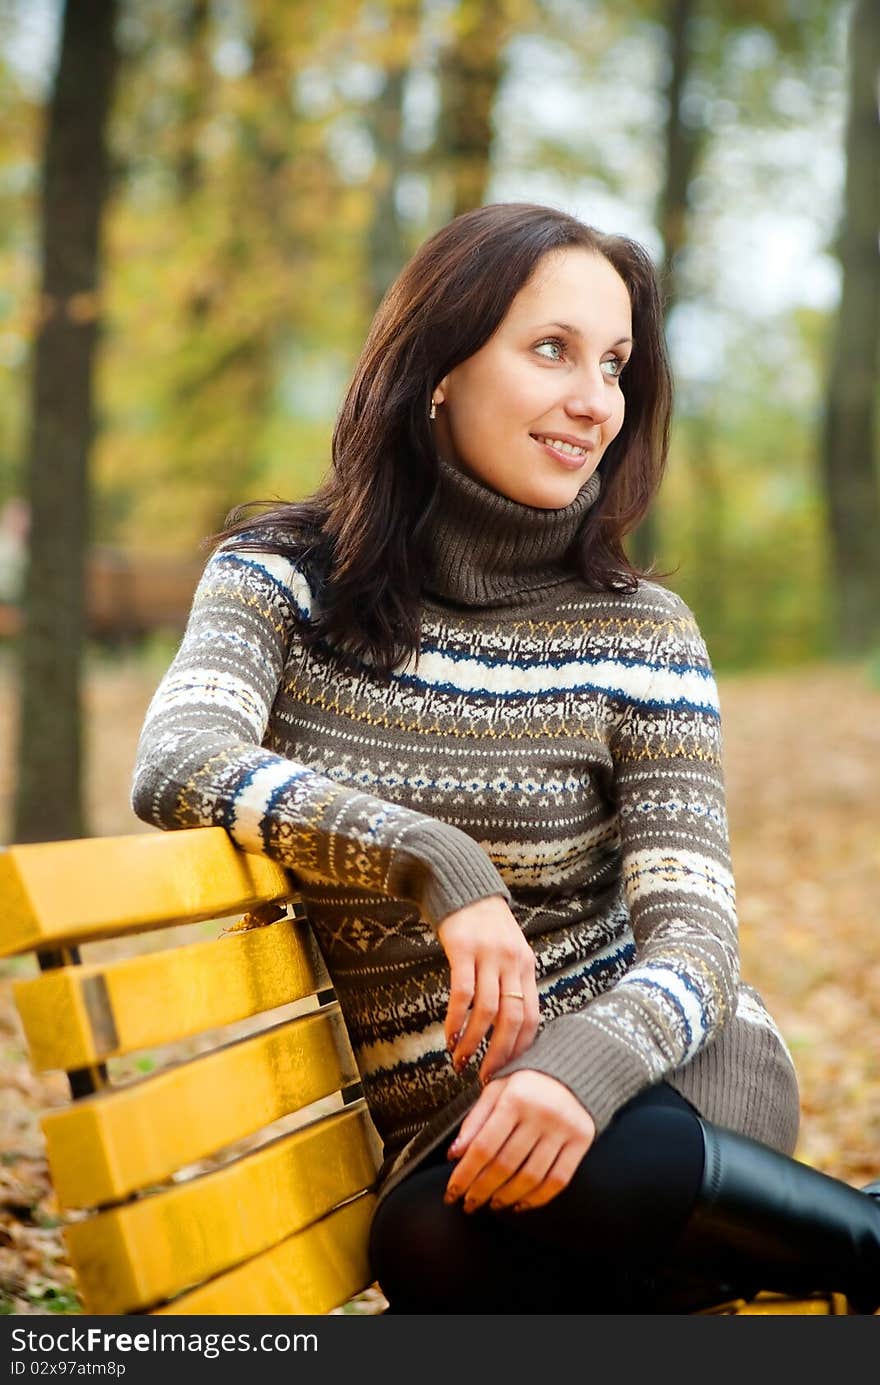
[451, 361, 542, 431]
[608, 389, 626, 438]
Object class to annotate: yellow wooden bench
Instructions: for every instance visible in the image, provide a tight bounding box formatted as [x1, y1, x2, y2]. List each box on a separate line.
[0, 826, 855, 1317]
[0, 827, 383, 1316]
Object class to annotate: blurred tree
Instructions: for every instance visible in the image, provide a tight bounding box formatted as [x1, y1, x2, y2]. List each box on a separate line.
[818, 0, 880, 654]
[364, 0, 524, 310]
[0, 17, 42, 509]
[365, 0, 422, 311]
[632, 0, 704, 570]
[436, 0, 516, 219]
[13, 0, 120, 842]
[175, 0, 211, 204]
[94, 0, 347, 550]
[655, 0, 702, 325]
[631, 0, 841, 574]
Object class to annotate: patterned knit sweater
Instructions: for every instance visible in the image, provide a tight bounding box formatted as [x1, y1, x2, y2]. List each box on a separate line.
[131, 454, 799, 1203]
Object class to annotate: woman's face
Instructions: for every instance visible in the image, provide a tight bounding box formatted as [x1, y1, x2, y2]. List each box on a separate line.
[431, 246, 633, 509]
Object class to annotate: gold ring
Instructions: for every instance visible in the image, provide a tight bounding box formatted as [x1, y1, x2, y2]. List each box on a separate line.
[500, 991, 525, 1000]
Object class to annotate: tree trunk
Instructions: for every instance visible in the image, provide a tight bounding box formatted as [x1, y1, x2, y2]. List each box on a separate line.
[657, 0, 705, 322]
[367, 62, 412, 313]
[818, 0, 880, 654]
[633, 0, 705, 572]
[436, 0, 507, 220]
[176, 0, 212, 205]
[13, 0, 120, 843]
[688, 408, 724, 637]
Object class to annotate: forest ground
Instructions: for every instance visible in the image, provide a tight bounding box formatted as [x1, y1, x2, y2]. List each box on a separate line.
[0, 652, 877, 1314]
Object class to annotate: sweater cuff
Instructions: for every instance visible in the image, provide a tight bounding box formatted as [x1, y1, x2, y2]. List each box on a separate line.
[391, 818, 512, 929]
[491, 1012, 654, 1135]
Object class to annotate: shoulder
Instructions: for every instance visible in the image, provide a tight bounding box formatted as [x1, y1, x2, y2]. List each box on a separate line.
[595, 583, 717, 708]
[592, 579, 707, 653]
[594, 583, 719, 728]
[205, 525, 322, 623]
[543, 578, 710, 671]
[605, 578, 697, 624]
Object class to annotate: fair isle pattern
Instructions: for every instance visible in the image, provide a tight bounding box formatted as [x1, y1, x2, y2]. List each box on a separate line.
[132, 470, 799, 1200]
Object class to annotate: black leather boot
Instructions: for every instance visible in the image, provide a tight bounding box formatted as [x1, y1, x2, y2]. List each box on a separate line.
[653, 1120, 880, 1314]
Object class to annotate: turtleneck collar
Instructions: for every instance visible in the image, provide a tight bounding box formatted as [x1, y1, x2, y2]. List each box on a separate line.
[422, 452, 601, 608]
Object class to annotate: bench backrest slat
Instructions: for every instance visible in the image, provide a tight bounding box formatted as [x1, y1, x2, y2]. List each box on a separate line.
[43, 1004, 362, 1209]
[0, 829, 292, 955]
[152, 1195, 377, 1317]
[13, 915, 329, 1071]
[64, 1103, 381, 1314]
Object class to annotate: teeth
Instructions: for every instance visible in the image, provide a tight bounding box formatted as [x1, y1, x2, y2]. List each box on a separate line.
[536, 436, 586, 457]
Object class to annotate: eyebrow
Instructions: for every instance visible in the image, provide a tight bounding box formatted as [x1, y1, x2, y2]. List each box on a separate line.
[538, 322, 634, 348]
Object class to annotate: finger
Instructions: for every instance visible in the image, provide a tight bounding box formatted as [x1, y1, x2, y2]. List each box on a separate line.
[512, 1141, 584, 1212]
[488, 1137, 559, 1211]
[444, 1097, 514, 1206]
[452, 964, 501, 1071]
[445, 953, 475, 1053]
[455, 1126, 536, 1213]
[477, 980, 528, 1083]
[506, 959, 541, 1064]
[447, 1077, 503, 1160]
[525, 953, 540, 1029]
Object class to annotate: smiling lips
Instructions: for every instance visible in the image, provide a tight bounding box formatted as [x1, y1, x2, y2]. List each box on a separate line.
[531, 433, 595, 466]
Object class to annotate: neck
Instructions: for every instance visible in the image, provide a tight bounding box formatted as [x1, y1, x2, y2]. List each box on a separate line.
[422, 453, 601, 607]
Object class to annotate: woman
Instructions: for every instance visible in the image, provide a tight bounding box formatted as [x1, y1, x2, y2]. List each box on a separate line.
[131, 202, 880, 1314]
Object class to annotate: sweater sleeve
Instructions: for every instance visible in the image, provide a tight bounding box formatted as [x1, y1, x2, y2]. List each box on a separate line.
[130, 543, 511, 930]
[492, 589, 739, 1133]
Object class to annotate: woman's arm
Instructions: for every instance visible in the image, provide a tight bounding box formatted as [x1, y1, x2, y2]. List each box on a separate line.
[134, 540, 540, 1072]
[489, 587, 739, 1135]
[131, 541, 510, 930]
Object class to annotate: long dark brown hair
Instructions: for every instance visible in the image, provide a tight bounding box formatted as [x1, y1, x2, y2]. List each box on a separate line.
[206, 202, 673, 676]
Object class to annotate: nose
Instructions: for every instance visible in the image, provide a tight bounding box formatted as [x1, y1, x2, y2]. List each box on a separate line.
[564, 365, 614, 426]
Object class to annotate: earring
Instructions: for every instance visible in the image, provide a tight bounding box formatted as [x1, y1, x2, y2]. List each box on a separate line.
[429, 399, 437, 421]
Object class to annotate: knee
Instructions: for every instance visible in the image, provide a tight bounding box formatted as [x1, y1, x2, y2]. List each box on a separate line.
[368, 1177, 462, 1305]
[587, 1099, 704, 1189]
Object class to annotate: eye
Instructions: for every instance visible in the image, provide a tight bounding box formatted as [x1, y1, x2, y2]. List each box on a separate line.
[601, 354, 628, 379]
[534, 337, 566, 361]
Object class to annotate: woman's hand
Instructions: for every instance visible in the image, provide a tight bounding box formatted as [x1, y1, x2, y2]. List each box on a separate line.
[442, 1070, 596, 1214]
[436, 896, 540, 1083]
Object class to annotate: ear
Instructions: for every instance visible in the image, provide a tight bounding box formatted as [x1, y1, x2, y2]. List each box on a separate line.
[432, 375, 449, 405]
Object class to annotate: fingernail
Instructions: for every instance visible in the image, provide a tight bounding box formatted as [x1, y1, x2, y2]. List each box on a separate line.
[463, 1200, 477, 1214]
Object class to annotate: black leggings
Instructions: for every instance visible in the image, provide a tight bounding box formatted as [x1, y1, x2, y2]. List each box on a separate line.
[369, 1082, 736, 1314]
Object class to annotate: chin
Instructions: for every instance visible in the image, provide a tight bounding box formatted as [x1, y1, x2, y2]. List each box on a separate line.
[521, 481, 585, 510]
